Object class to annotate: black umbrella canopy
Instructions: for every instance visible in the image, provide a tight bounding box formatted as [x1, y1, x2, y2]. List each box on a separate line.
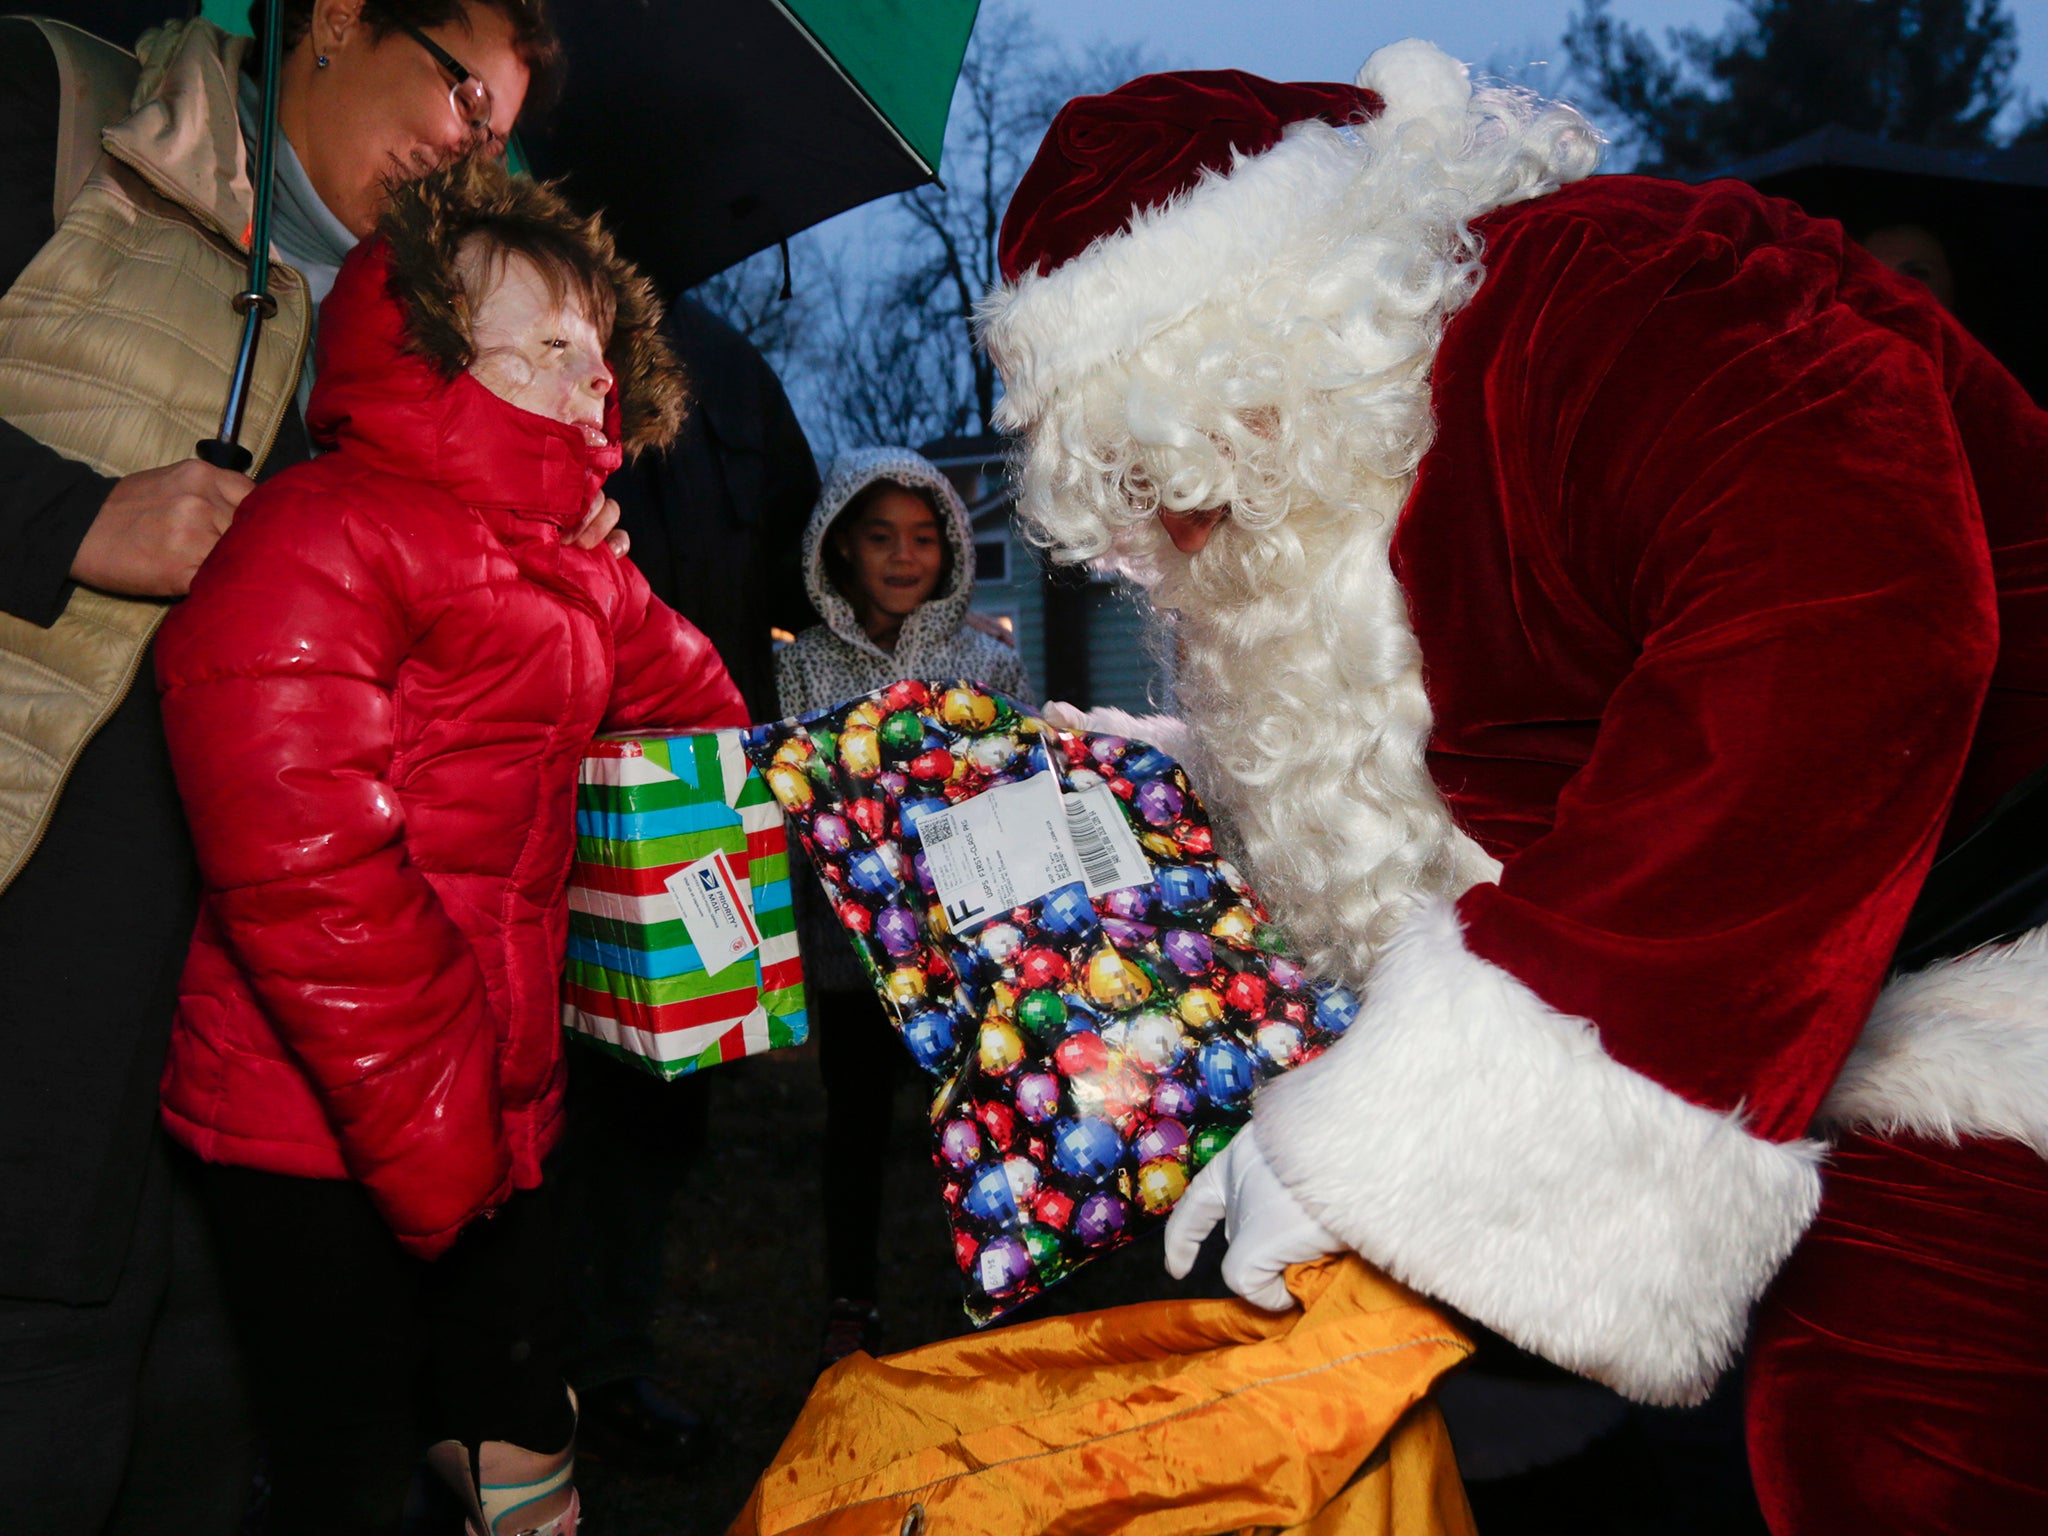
[24, 0, 175, 39]
[38, 1, 976, 298]
[520, 1, 963, 296]
[1699, 126, 2048, 401]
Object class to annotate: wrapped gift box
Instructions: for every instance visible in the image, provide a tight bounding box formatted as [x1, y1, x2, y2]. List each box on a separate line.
[565, 729, 807, 1078]
[743, 681, 1359, 1321]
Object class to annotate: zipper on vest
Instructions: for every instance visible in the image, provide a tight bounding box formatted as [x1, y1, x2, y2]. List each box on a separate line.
[97, 138, 314, 464]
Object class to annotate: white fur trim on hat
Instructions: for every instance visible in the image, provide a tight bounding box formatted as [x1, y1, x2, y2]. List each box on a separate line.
[1817, 924, 2048, 1158]
[980, 40, 1487, 429]
[1251, 897, 1824, 1407]
[981, 126, 1370, 429]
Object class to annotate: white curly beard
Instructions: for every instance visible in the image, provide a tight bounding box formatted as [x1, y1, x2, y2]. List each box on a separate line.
[1156, 483, 1502, 991]
[994, 83, 1600, 983]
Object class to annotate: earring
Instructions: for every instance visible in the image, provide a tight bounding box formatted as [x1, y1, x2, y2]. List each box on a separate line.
[316, 54, 329, 68]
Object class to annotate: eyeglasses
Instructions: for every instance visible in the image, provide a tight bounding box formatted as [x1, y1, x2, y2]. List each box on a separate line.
[400, 23, 499, 150]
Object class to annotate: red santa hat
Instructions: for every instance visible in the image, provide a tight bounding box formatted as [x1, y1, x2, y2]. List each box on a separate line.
[980, 39, 1475, 425]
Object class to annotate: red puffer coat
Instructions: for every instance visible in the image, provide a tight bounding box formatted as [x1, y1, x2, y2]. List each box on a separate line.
[156, 240, 746, 1259]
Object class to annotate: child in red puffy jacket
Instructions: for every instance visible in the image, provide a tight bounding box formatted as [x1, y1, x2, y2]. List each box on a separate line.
[154, 159, 745, 1536]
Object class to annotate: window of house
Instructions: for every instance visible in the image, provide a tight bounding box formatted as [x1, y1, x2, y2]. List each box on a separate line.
[974, 535, 1011, 585]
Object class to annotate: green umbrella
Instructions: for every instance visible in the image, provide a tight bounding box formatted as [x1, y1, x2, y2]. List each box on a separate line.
[203, 0, 982, 292]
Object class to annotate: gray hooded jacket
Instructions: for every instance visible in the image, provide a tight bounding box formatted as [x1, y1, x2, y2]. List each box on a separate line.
[776, 447, 1031, 991]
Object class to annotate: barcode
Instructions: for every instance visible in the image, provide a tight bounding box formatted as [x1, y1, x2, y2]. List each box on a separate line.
[1064, 796, 1121, 890]
[922, 814, 956, 846]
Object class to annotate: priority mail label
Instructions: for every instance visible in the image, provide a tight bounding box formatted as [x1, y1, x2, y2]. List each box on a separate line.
[664, 849, 762, 977]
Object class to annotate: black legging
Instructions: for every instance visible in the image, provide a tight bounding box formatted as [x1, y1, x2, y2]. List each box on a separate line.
[816, 988, 913, 1302]
[201, 1163, 574, 1536]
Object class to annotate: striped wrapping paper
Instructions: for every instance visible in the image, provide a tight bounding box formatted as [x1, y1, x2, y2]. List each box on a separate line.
[564, 729, 807, 1078]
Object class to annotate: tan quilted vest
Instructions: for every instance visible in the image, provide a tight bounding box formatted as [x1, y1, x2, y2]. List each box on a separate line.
[0, 17, 309, 893]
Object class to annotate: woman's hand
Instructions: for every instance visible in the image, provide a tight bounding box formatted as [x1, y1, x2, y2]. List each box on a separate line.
[963, 610, 1018, 646]
[569, 487, 630, 557]
[73, 459, 253, 597]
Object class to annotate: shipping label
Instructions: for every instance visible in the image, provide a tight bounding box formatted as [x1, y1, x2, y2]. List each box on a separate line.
[920, 769, 1149, 934]
[664, 848, 762, 977]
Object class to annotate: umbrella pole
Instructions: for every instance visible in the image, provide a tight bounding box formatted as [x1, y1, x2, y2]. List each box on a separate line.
[198, 0, 284, 474]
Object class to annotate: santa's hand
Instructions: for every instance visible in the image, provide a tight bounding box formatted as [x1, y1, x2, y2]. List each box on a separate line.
[1163, 1122, 1342, 1311]
[1040, 702, 1191, 759]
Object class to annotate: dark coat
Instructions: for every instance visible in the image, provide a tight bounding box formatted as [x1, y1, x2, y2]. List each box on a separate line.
[606, 297, 819, 719]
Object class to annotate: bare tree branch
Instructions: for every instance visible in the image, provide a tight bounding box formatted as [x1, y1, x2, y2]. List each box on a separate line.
[788, 0, 1160, 453]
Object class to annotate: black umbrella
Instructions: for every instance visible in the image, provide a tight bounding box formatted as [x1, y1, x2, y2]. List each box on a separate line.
[518, 0, 980, 295]
[165, 0, 981, 293]
[199, 0, 281, 471]
[44, 0, 983, 459]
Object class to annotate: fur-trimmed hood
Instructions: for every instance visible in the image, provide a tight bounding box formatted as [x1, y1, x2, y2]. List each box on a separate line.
[308, 240, 613, 531]
[373, 156, 684, 457]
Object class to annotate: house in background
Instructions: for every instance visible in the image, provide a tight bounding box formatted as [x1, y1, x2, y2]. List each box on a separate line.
[920, 435, 1173, 715]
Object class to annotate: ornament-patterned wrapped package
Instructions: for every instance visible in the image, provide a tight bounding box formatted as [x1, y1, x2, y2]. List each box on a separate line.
[565, 730, 807, 1079]
[743, 681, 1358, 1321]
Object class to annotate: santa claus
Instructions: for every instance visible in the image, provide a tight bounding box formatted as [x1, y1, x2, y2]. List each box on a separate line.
[978, 39, 2048, 1534]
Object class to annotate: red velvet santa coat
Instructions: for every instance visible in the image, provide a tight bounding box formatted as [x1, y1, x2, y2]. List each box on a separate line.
[1246, 172, 2048, 1423]
[156, 243, 746, 1259]
[981, 50, 2048, 1527]
[1420, 177, 2041, 1114]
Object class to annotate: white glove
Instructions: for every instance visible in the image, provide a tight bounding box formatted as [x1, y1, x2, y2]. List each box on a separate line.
[1162, 1122, 1343, 1311]
[1037, 702, 1191, 760]
[1038, 700, 1093, 732]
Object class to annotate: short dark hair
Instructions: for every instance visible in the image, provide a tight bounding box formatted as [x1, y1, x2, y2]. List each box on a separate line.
[251, 1, 565, 111]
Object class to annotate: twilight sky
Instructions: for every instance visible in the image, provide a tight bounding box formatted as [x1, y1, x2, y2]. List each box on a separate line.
[1024, 0, 2048, 126]
[784, 0, 2048, 440]
[802, 1, 2048, 268]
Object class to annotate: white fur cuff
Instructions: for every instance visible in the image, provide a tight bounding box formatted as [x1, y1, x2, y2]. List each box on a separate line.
[1818, 924, 2048, 1157]
[1253, 898, 1823, 1406]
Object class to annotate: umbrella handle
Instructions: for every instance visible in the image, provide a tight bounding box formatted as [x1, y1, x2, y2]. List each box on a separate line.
[203, 0, 284, 475]
[195, 438, 253, 472]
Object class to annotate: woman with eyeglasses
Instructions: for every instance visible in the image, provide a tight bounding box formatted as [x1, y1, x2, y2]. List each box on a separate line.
[256, 0, 551, 426]
[0, 4, 626, 1533]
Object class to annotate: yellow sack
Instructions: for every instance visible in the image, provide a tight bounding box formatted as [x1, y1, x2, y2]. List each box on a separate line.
[733, 1259, 1475, 1536]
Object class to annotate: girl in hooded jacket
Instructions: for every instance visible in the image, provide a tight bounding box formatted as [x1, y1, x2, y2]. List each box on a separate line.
[776, 449, 1031, 1368]
[153, 160, 744, 1536]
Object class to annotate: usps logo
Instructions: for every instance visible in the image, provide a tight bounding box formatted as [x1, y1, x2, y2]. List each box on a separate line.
[665, 850, 763, 977]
